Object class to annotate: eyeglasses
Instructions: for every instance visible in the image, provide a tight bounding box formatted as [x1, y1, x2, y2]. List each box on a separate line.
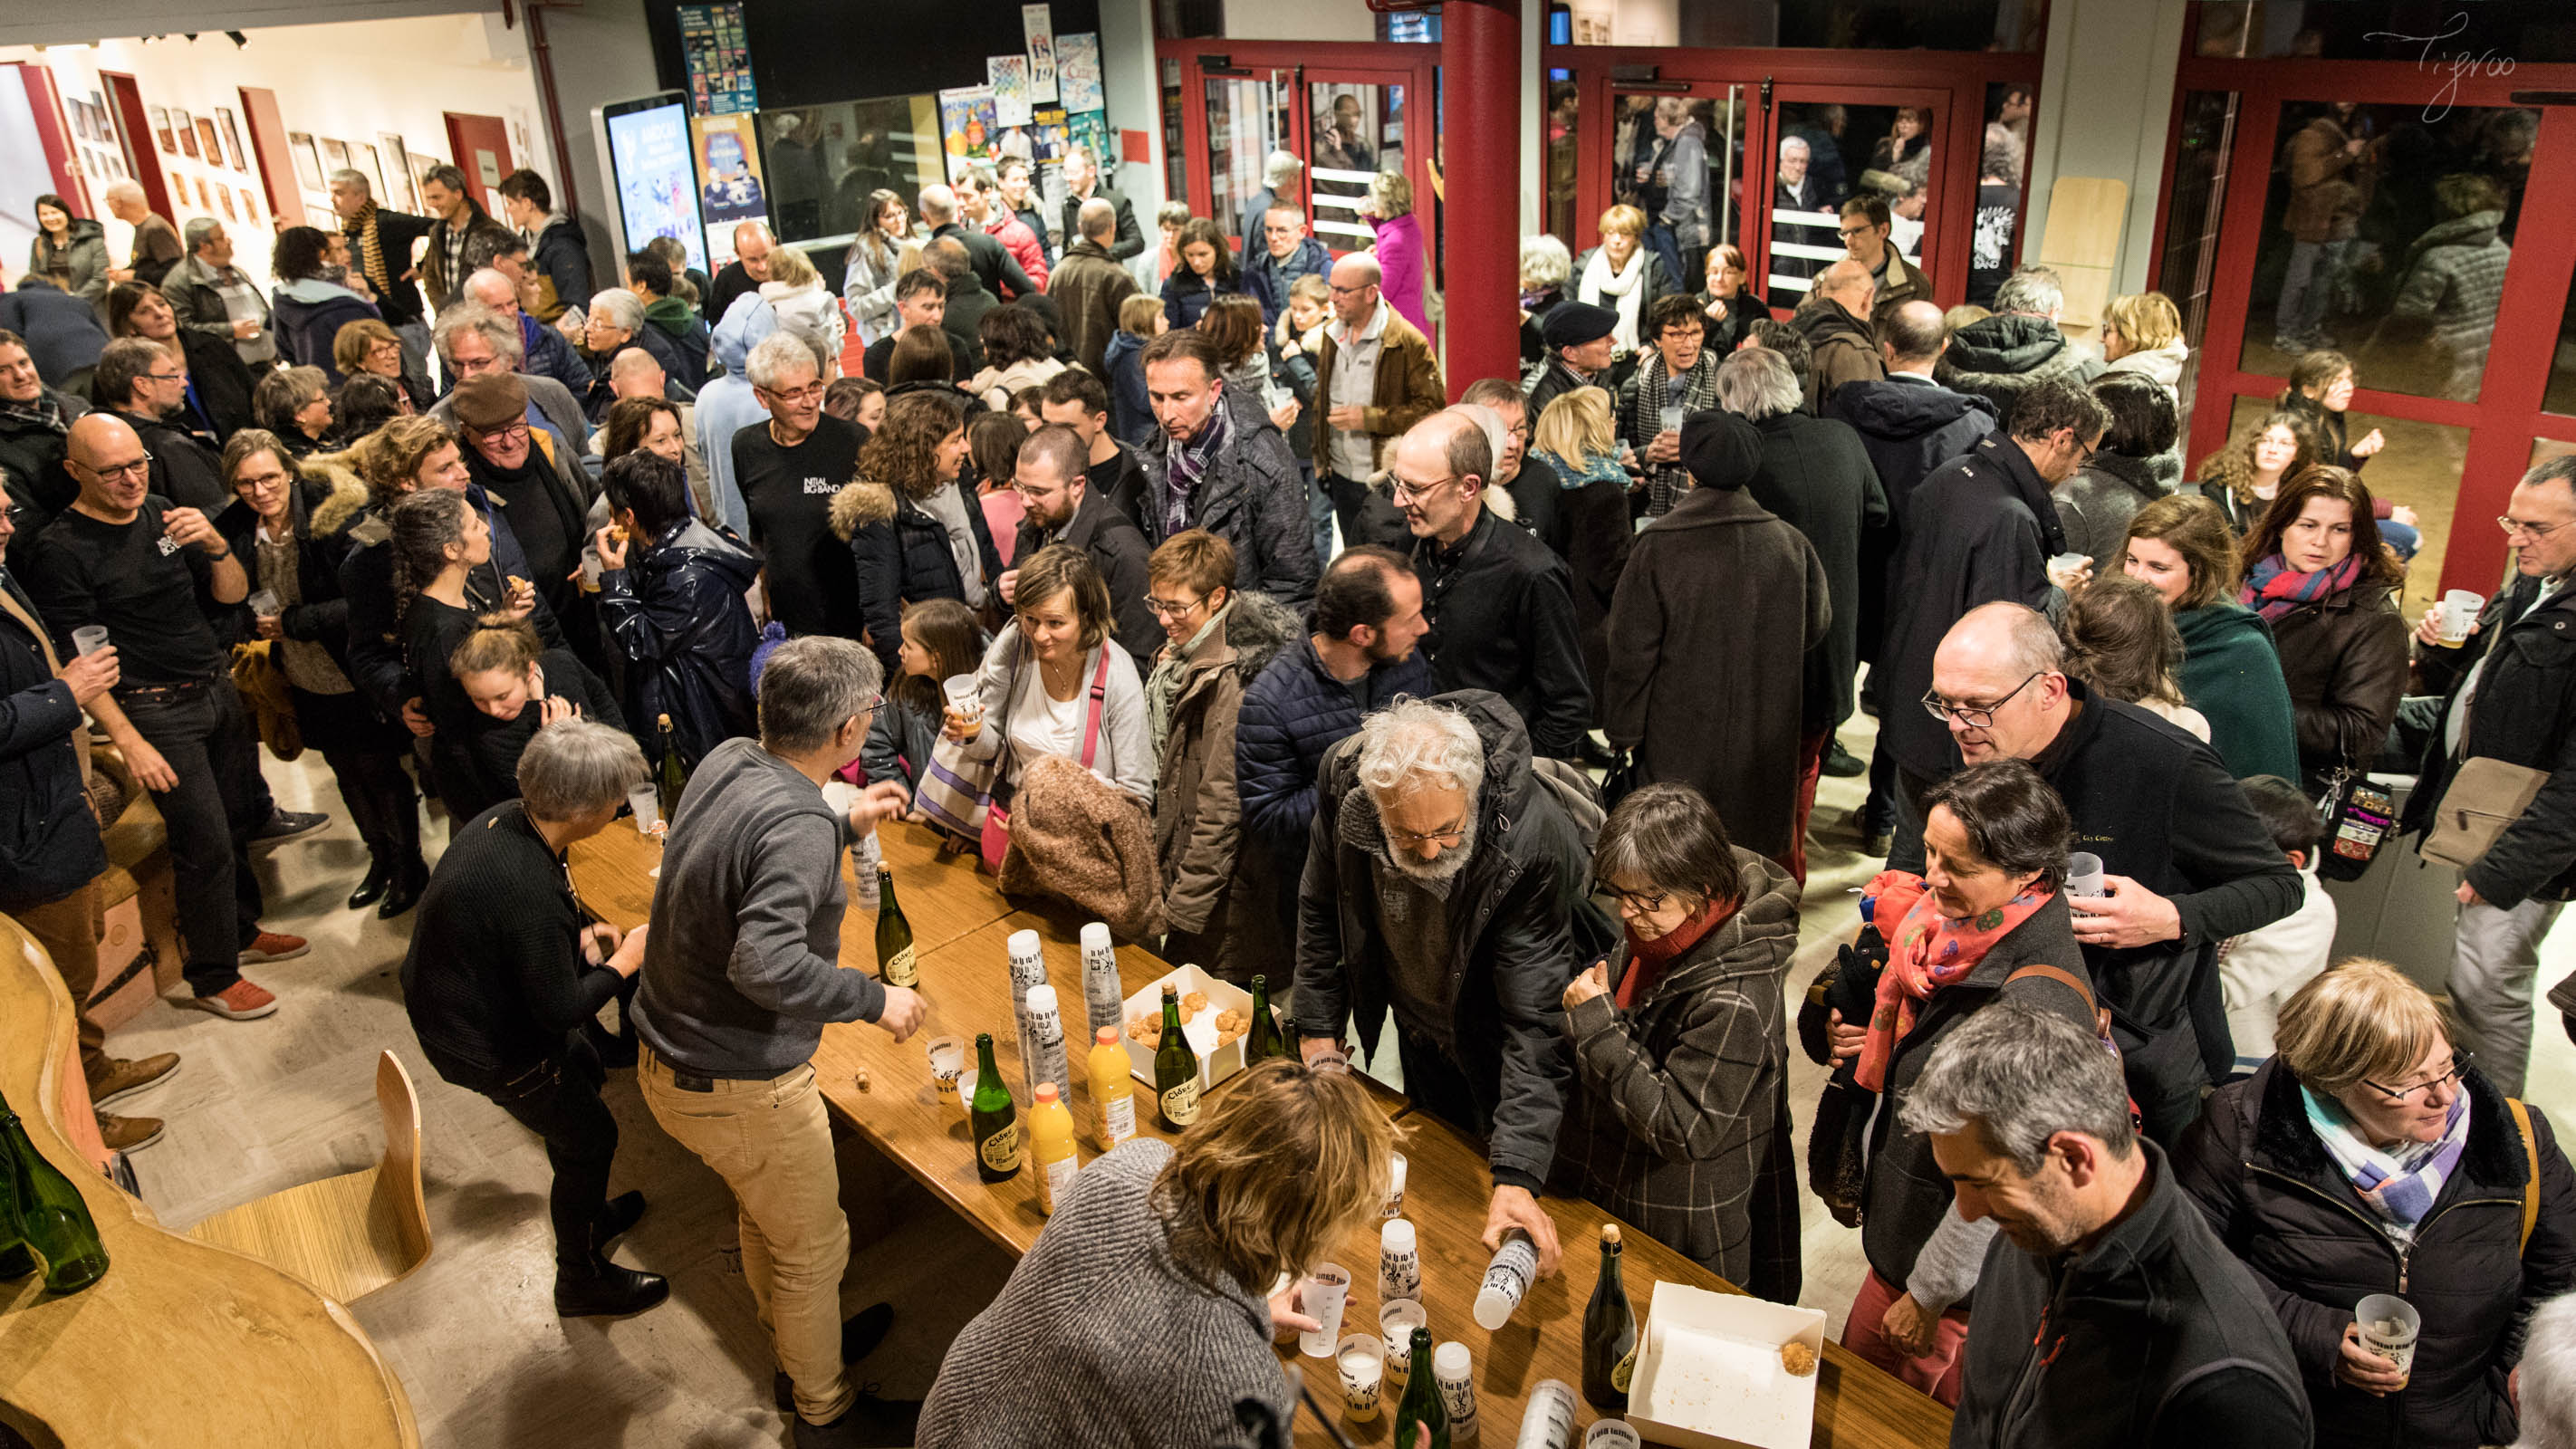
[1385, 822, 1466, 848]
[2500, 515, 2566, 541]
[1611, 887, 1668, 914]
[1389, 475, 1456, 505]
[143, 370, 185, 384]
[2067, 431, 2101, 466]
[1922, 671, 2044, 730]
[1837, 226, 1875, 242]
[82, 452, 156, 484]
[2360, 1051, 2473, 1103]
[761, 382, 828, 406]
[1144, 594, 1206, 619]
[472, 420, 531, 443]
[1329, 282, 1375, 297]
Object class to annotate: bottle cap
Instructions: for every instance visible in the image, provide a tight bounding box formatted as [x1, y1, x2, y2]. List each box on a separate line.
[1034, 1081, 1059, 1104]
[1096, 1025, 1120, 1046]
[1161, 982, 1178, 998]
[1603, 1223, 1620, 1245]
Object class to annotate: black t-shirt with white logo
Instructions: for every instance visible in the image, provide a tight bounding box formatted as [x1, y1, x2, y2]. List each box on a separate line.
[732, 414, 864, 638]
[23, 495, 228, 686]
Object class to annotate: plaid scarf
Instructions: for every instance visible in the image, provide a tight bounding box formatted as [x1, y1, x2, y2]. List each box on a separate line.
[0, 393, 68, 435]
[1855, 868, 2052, 1092]
[2302, 1082, 2470, 1242]
[2242, 551, 2366, 622]
[349, 201, 392, 297]
[1631, 352, 1720, 516]
[1163, 400, 1231, 539]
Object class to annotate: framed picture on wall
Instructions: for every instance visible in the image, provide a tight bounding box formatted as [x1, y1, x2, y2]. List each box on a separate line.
[240, 187, 260, 223]
[409, 150, 442, 202]
[355, 142, 386, 203]
[151, 106, 177, 154]
[68, 102, 88, 143]
[289, 132, 324, 194]
[218, 186, 235, 220]
[195, 117, 222, 168]
[175, 108, 198, 158]
[218, 109, 248, 172]
[378, 133, 416, 209]
[321, 138, 351, 178]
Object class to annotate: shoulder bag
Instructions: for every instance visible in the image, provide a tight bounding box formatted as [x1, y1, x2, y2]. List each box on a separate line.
[2419, 756, 2551, 871]
[977, 646, 1112, 874]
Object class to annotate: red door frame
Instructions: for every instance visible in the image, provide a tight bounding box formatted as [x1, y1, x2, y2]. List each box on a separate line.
[95, 72, 173, 225]
[1159, 40, 1443, 291]
[2148, 53, 2576, 595]
[1547, 44, 2042, 315]
[7, 63, 86, 216]
[442, 111, 515, 215]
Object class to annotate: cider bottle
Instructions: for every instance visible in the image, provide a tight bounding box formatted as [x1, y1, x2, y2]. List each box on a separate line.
[1245, 973, 1290, 1062]
[1028, 1081, 1079, 1214]
[969, 1033, 1020, 1183]
[1088, 1025, 1137, 1151]
[874, 867, 917, 987]
[1152, 984, 1200, 1130]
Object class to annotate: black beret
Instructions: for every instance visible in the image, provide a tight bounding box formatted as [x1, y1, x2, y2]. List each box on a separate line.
[1543, 302, 1619, 351]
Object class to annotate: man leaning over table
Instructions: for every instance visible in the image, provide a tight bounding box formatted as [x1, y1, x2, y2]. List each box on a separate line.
[1294, 692, 1592, 1283]
[631, 636, 928, 1449]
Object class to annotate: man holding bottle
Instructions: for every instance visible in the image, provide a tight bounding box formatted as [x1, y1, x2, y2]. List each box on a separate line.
[631, 636, 925, 1449]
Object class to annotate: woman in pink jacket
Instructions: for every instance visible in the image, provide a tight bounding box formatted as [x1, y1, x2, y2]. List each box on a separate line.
[1361, 171, 1430, 335]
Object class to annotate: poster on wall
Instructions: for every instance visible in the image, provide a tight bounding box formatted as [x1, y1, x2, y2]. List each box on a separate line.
[149, 106, 174, 154]
[1057, 33, 1102, 114]
[409, 150, 443, 203]
[677, 2, 757, 117]
[1068, 110, 1110, 170]
[218, 187, 235, 220]
[177, 111, 198, 158]
[938, 85, 1002, 183]
[356, 142, 387, 202]
[196, 118, 223, 168]
[290, 132, 324, 194]
[1023, 5, 1059, 105]
[688, 110, 768, 263]
[219, 110, 248, 172]
[1028, 106, 1069, 164]
[379, 134, 417, 208]
[322, 138, 351, 177]
[987, 56, 1033, 129]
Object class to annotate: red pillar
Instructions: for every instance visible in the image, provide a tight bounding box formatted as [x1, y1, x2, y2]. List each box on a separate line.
[1442, 0, 1521, 399]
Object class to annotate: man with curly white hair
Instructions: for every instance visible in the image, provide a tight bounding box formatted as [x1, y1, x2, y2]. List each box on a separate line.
[1293, 690, 1595, 1288]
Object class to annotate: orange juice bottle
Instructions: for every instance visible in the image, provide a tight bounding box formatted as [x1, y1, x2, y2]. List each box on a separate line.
[1029, 1081, 1080, 1214]
[1088, 1026, 1136, 1152]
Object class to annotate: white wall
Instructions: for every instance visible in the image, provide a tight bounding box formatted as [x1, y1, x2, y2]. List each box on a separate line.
[1099, 0, 1167, 209]
[2025, 0, 2188, 296]
[2, 14, 550, 289]
[1218, 0, 1375, 44]
[525, 0, 658, 290]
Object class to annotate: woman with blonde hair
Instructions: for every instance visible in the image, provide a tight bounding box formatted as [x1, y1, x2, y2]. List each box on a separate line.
[2100, 292, 2189, 400]
[1533, 386, 1638, 719]
[1573, 203, 1679, 359]
[1361, 170, 1431, 334]
[2176, 958, 2576, 1449]
[918, 1060, 1399, 1449]
[756, 241, 844, 365]
[2116, 493, 2301, 781]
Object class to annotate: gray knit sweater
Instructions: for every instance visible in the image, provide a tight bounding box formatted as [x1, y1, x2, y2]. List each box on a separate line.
[917, 1139, 1297, 1449]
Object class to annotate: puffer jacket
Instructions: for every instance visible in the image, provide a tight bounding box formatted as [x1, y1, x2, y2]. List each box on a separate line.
[2390, 210, 2510, 384]
[828, 473, 1004, 675]
[2407, 571, 2576, 907]
[1293, 688, 1587, 1191]
[1933, 312, 2106, 419]
[1150, 591, 1298, 984]
[598, 515, 763, 768]
[2174, 1058, 2576, 1449]
[28, 219, 110, 308]
[2052, 450, 2173, 568]
[1137, 388, 1318, 607]
[2263, 579, 2407, 787]
[1233, 634, 1437, 864]
[214, 459, 371, 684]
[1552, 850, 1803, 1297]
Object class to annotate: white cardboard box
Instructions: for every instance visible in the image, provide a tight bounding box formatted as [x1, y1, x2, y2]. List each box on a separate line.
[1120, 964, 1254, 1092]
[1626, 1281, 1827, 1449]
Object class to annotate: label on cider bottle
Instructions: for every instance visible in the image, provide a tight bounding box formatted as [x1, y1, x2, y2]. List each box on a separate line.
[978, 1122, 1022, 1174]
[881, 945, 918, 988]
[1160, 1078, 1201, 1126]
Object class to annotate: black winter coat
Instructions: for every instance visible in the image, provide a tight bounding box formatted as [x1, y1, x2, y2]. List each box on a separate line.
[1826, 374, 1996, 677]
[100, 406, 226, 513]
[1293, 690, 1585, 1191]
[1138, 389, 1319, 607]
[1232, 635, 1437, 863]
[1745, 409, 1887, 727]
[215, 463, 371, 685]
[0, 280, 109, 389]
[176, 327, 258, 442]
[828, 474, 1004, 675]
[0, 570, 104, 911]
[2406, 571, 2576, 907]
[598, 517, 763, 768]
[1413, 506, 1593, 762]
[0, 391, 86, 568]
[2176, 1060, 2576, 1449]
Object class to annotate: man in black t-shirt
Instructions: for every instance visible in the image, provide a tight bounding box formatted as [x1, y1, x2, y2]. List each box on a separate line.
[731, 333, 864, 639]
[23, 415, 303, 1020]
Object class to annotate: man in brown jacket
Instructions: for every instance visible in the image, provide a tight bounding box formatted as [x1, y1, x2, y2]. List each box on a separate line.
[1839, 195, 1929, 317]
[1046, 199, 1139, 379]
[1313, 253, 1445, 543]
[1789, 260, 1886, 413]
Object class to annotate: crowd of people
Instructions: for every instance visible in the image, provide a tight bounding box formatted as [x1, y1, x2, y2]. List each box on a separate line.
[6, 145, 2576, 1449]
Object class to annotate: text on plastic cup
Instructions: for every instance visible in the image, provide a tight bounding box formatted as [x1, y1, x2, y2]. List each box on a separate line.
[1337, 1335, 1386, 1421]
[626, 784, 660, 834]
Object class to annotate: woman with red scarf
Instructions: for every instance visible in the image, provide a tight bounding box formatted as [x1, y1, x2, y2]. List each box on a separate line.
[1549, 783, 1805, 1302]
[2237, 465, 2408, 795]
[1823, 760, 2097, 1404]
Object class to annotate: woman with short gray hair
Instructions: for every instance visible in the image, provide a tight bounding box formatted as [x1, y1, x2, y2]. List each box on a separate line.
[580, 287, 686, 425]
[1554, 782, 1804, 1300]
[1520, 234, 1575, 370]
[1820, 757, 2099, 1405]
[401, 717, 668, 1319]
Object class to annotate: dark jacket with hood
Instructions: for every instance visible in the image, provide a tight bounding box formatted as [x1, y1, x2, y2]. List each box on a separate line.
[599, 515, 763, 767]
[2406, 569, 2576, 907]
[1016, 486, 1159, 677]
[99, 405, 226, 514]
[1825, 373, 1996, 674]
[1860, 897, 2094, 1294]
[270, 281, 382, 380]
[1552, 849, 1804, 1295]
[2053, 451, 2172, 570]
[1138, 388, 1319, 608]
[1293, 689, 1586, 1191]
[29, 218, 111, 308]
[0, 389, 87, 565]
[524, 213, 593, 322]
[1954, 1140, 2312, 1449]
[1789, 296, 1885, 414]
[1234, 634, 1437, 866]
[644, 295, 713, 382]
[2175, 1059, 2576, 1449]
[828, 471, 1004, 677]
[1152, 590, 1300, 985]
[1933, 312, 2107, 418]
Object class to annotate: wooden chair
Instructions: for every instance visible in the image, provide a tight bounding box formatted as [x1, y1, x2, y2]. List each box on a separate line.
[186, 1051, 433, 1304]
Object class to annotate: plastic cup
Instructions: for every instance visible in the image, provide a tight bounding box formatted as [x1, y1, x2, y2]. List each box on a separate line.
[2356, 1293, 2419, 1381]
[1298, 1262, 1352, 1358]
[2049, 551, 2090, 577]
[1585, 1422, 1642, 1449]
[246, 589, 280, 617]
[2441, 590, 2484, 644]
[927, 1036, 965, 1100]
[627, 784, 660, 836]
[2066, 851, 2106, 899]
[1336, 1334, 1385, 1422]
[955, 1068, 978, 1120]
[1381, 1150, 1408, 1218]
[942, 673, 983, 723]
[1658, 403, 1684, 435]
[72, 626, 110, 657]
[1379, 1298, 1426, 1380]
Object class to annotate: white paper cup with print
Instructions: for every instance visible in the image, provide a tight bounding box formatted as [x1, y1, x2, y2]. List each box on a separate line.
[2066, 852, 2106, 899]
[1658, 403, 1684, 435]
[626, 784, 661, 836]
[1379, 1298, 1427, 1381]
[1584, 1422, 1643, 1449]
[954, 1068, 978, 1121]
[2441, 590, 2484, 644]
[927, 1036, 966, 1101]
[2356, 1293, 2419, 1381]
[72, 626, 110, 657]
[247, 589, 281, 618]
[1381, 1150, 1408, 1218]
[942, 673, 983, 723]
[1336, 1334, 1386, 1421]
[1298, 1262, 1352, 1358]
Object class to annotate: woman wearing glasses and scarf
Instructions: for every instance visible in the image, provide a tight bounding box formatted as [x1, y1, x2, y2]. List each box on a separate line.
[2176, 959, 2576, 1449]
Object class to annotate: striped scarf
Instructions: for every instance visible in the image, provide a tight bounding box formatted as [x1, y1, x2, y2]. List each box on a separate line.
[2242, 551, 2366, 622]
[2302, 1082, 2470, 1243]
[1162, 400, 1230, 538]
[350, 202, 392, 297]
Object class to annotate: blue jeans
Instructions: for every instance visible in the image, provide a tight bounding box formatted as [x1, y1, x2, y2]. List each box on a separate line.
[2380, 518, 2420, 564]
[2273, 238, 2350, 348]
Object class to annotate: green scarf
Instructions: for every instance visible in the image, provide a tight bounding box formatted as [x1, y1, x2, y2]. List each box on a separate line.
[1145, 601, 1231, 756]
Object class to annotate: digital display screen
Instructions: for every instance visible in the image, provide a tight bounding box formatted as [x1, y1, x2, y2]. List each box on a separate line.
[604, 98, 706, 274]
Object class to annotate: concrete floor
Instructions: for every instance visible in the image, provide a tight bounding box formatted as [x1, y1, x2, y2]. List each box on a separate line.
[91, 709, 2576, 1446]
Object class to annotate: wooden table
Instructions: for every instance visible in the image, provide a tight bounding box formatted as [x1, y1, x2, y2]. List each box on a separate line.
[568, 821, 1951, 1448]
[0, 916, 418, 1449]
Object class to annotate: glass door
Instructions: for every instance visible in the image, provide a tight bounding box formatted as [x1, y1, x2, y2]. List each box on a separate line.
[1759, 83, 1952, 308]
[1203, 67, 1296, 253]
[1602, 85, 1747, 297]
[1303, 71, 1411, 257]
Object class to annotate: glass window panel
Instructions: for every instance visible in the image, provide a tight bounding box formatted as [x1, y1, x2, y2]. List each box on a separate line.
[2156, 91, 2242, 423]
[756, 99, 945, 247]
[1556, 0, 2047, 51]
[2239, 101, 2527, 403]
[1767, 100, 1937, 303]
[1546, 80, 1579, 249]
[1308, 83, 1401, 254]
[2549, 266, 2576, 418]
[1967, 81, 2036, 306]
[1204, 75, 1292, 249]
[2196, 1, 2576, 62]
[2222, 393, 2461, 615]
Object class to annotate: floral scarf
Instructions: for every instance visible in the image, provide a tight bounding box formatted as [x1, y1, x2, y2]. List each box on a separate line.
[1533, 445, 1628, 491]
[2241, 551, 2365, 622]
[1855, 868, 2052, 1092]
[2301, 1082, 2471, 1243]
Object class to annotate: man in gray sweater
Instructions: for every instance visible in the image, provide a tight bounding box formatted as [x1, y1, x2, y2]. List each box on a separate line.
[632, 637, 924, 1449]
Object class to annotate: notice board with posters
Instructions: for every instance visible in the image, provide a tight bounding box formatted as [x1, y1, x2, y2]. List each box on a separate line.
[677, 2, 758, 117]
[647, 0, 1101, 112]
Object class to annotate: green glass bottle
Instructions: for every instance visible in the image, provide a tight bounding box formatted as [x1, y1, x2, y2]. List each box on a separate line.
[0, 1088, 108, 1294]
[1245, 974, 1289, 1063]
[1152, 984, 1200, 1130]
[0, 1108, 33, 1279]
[1581, 1223, 1638, 1412]
[970, 1033, 1021, 1183]
[1392, 1326, 1449, 1449]
[655, 714, 688, 823]
[875, 867, 918, 988]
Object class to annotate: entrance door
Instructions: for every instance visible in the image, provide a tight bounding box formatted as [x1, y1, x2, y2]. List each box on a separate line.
[442, 112, 514, 215]
[1758, 82, 1956, 308]
[1302, 70, 1412, 258]
[99, 72, 172, 223]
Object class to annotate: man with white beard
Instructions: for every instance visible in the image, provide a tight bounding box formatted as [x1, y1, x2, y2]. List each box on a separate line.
[1293, 693, 1593, 1285]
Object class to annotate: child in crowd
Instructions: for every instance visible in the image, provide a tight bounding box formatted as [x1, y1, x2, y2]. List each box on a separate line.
[1103, 293, 1164, 448]
[862, 597, 985, 795]
[2219, 773, 2338, 1079]
[1154, 200, 1192, 282]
